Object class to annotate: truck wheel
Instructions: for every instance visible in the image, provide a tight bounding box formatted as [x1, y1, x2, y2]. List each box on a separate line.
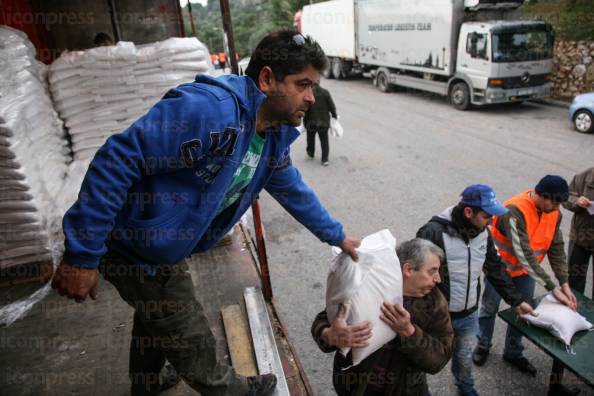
[331, 58, 343, 79]
[450, 82, 471, 110]
[377, 71, 391, 93]
[573, 109, 594, 134]
[322, 58, 333, 79]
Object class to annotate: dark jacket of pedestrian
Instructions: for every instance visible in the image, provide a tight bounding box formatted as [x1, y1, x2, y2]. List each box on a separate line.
[416, 206, 524, 318]
[563, 167, 594, 249]
[563, 167, 594, 296]
[311, 287, 453, 396]
[304, 84, 337, 129]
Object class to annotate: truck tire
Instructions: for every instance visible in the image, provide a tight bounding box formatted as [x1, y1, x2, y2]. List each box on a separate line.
[573, 109, 594, 134]
[450, 82, 471, 110]
[322, 58, 334, 79]
[377, 71, 391, 93]
[331, 58, 343, 79]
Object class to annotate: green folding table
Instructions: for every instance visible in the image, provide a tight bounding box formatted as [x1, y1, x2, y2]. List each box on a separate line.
[498, 290, 594, 393]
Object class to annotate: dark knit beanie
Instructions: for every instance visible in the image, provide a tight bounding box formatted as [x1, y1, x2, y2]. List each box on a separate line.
[534, 175, 569, 203]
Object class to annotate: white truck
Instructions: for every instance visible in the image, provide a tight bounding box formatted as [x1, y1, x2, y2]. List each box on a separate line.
[299, 0, 554, 110]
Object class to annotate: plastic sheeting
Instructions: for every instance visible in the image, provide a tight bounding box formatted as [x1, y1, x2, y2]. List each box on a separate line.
[0, 26, 69, 270]
[1, 32, 215, 327]
[49, 37, 213, 162]
[0, 26, 70, 327]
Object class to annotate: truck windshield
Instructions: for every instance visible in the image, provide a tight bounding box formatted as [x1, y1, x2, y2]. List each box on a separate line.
[492, 30, 553, 63]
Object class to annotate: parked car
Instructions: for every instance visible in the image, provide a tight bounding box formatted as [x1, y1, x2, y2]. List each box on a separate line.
[569, 92, 594, 134]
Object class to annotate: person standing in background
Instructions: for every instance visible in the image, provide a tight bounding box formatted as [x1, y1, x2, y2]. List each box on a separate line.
[563, 167, 594, 299]
[304, 83, 337, 166]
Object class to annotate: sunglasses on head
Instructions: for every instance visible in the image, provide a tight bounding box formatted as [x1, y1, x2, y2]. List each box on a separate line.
[290, 34, 306, 46]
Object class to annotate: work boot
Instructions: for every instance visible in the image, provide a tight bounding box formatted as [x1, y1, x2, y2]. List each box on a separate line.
[472, 346, 489, 366]
[503, 356, 537, 376]
[548, 384, 581, 396]
[246, 373, 277, 396]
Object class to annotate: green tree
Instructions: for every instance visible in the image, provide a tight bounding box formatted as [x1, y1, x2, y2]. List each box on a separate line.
[181, 0, 326, 57]
[523, 0, 594, 41]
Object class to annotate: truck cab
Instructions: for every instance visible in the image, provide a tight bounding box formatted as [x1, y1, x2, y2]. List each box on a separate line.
[452, 21, 554, 109]
[300, 0, 555, 110]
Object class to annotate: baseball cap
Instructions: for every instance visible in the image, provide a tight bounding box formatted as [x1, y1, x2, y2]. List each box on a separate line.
[461, 184, 508, 216]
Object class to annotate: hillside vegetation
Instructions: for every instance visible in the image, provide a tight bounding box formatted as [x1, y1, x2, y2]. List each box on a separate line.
[182, 0, 594, 58]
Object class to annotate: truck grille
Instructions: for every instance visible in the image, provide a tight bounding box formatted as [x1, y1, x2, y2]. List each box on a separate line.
[501, 73, 549, 89]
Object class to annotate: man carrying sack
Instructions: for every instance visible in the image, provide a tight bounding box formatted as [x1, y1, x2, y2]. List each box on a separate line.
[52, 31, 359, 396]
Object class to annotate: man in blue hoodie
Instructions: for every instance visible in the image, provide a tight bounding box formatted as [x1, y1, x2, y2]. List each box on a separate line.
[51, 31, 360, 396]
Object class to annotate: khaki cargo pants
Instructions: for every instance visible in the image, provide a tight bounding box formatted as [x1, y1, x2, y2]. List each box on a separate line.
[99, 251, 249, 396]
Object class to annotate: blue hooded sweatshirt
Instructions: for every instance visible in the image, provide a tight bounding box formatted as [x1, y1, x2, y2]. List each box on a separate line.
[62, 74, 345, 274]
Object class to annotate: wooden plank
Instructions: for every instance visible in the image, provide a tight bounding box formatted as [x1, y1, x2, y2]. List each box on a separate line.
[221, 304, 258, 377]
[0, 261, 53, 288]
[189, 226, 261, 361]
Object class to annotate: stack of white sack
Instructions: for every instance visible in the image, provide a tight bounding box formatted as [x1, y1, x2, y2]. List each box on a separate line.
[326, 229, 403, 367]
[48, 37, 213, 162]
[0, 26, 70, 270]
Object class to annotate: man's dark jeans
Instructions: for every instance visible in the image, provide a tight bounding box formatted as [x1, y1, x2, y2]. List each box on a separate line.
[99, 251, 248, 396]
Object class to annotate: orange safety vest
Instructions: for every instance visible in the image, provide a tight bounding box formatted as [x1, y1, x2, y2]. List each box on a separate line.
[491, 190, 559, 278]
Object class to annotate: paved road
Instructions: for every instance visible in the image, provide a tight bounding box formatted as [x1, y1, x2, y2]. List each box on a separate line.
[260, 77, 594, 396]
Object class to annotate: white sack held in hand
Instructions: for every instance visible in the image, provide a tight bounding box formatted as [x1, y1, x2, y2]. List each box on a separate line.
[521, 293, 592, 346]
[326, 229, 402, 366]
[330, 116, 344, 138]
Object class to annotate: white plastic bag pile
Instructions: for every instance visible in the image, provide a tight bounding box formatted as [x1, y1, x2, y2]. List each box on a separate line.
[49, 37, 212, 162]
[326, 229, 403, 366]
[0, 26, 70, 271]
[521, 293, 593, 347]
